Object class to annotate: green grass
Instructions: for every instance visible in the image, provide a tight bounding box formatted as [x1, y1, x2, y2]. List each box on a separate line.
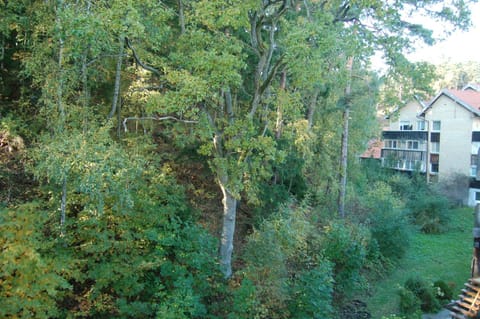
[366, 207, 473, 318]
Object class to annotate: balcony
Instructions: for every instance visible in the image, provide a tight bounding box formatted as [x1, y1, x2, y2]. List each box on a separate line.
[381, 149, 426, 172]
[382, 130, 428, 141]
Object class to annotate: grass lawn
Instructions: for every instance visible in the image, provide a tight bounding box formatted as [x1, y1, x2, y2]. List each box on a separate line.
[365, 207, 474, 318]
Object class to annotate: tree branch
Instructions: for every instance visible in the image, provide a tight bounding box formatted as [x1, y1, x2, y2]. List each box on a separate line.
[122, 115, 197, 132]
[125, 37, 162, 76]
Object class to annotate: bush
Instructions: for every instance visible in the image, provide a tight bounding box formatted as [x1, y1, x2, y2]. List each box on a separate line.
[321, 221, 370, 295]
[288, 262, 334, 319]
[398, 287, 422, 318]
[409, 195, 450, 233]
[399, 277, 442, 315]
[351, 181, 410, 262]
[369, 208, 410, 260]
[237, 203, 335, 319]
[433, 280, 454, 302]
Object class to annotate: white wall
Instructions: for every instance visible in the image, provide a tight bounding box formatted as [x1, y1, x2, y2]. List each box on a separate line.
[469, 188, 480, 207]
[425, 95, 473, 180]
[386, 100, 424, 130]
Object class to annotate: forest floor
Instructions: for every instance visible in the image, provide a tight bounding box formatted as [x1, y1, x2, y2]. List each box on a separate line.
[365, 207, 473, 318]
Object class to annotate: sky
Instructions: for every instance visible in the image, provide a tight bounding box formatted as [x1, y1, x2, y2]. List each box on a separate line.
[407, 2, 480, 64]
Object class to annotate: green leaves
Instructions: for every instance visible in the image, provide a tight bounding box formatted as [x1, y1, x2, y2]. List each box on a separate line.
[0, 203, 70, 319]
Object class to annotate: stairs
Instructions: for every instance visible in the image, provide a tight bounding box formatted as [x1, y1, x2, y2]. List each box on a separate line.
[447, 278, 480, 318]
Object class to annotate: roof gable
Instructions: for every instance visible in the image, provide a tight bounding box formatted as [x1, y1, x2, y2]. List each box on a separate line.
[462, 84, 480, 92]
[420, 89, 480, 116]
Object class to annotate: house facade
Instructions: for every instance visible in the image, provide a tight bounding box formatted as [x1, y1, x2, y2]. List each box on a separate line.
[380, 85, 480, 206]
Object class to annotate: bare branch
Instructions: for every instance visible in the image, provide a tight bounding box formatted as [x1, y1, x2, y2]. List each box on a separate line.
[122, 115, 197, 132]
[129, 85, 164, 92]
[125, 37, 162, 76]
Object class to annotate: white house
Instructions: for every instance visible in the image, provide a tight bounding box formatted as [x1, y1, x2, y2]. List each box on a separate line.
[380, 84, 480, 206]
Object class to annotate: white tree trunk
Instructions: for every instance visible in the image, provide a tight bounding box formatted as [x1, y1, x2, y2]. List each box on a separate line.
[338, 107, 349, 218]
[61, 175, 67, 238]
[109, 36, 124, 119]
[218, 177, 237, 278]
[338, 56, 354, 218]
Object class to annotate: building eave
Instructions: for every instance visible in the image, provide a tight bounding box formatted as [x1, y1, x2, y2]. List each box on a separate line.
[419, 89, 480, 117]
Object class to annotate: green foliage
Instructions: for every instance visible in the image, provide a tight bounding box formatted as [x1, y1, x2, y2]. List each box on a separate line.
[398, 287, 422, 318]
[236, 203, 334, 319]
[432, 61, 480, 91]
[288, 263, 334, 319]
[409, 194, 450, 234]
[2, 0, 478, 318]
[433, 280, 454, 302]
[321, 221, 370, 296]
[0, 203, 70, 319]
[399, 277, 442, 314]
[359, 180, 410, 261]
[228, 278, 260, 319]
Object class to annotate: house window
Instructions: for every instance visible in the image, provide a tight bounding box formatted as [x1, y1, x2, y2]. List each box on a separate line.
[431, 163, 439, 173]
[417, 120, 426, 131]
[432, 121, 441, 131]
[431, 142, 440, 153]
[400, 121, 413, 131]
[385, 140, 398, 149]
[472, 165, 477, 177]
[476, 191, 480, 201]
[407, 141, 419, 150]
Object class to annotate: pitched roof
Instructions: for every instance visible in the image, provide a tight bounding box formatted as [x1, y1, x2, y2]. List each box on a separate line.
[360, 139, 383, 159]
[462, 83, 480, 92]
[420, 88, 480, 116]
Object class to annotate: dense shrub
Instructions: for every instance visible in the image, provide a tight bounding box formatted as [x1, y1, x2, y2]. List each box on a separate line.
[321, 221, 371, 295]
[398, 286, 422, 319]
[409, 195, 450, 233]
[0, 203, 70, 319]
[399, 277, 442, 316]
[433, 280, 454, 302]
[235, 203, 335, 319]
[288, 263, 334, 319]
[361, 181, 410, 261]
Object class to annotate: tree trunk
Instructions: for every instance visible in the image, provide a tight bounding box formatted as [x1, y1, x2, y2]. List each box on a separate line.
[56, 5, 65, 124]
[275, 70, 287, 139]
[178, 0, 185, 34]
[307, 88, 319, 130]
[61, 175, 67, 238]
[218, 176, 237, 278]
[338, 56, 354, 218]
[109, 36, 124, 119]
[338, 107, 349, 218]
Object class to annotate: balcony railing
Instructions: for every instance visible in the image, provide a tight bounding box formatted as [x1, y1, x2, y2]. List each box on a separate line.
[381, 149, 427, 172]
[382, 130, 428, 140]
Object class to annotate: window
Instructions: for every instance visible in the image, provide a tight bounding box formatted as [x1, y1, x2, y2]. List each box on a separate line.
[385, 140, 397, 149]
[472, 154, 479, 165]
[432, 121, 441, 131]
[417, 120, 426, 131]
[476, 191, 480, 201]
[400, 121, 413, 131]
[431, 163, 439, 173]
[431, 142, 440, 153]
[472, 165, 477, 177]
[407, 141, 419, 150]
